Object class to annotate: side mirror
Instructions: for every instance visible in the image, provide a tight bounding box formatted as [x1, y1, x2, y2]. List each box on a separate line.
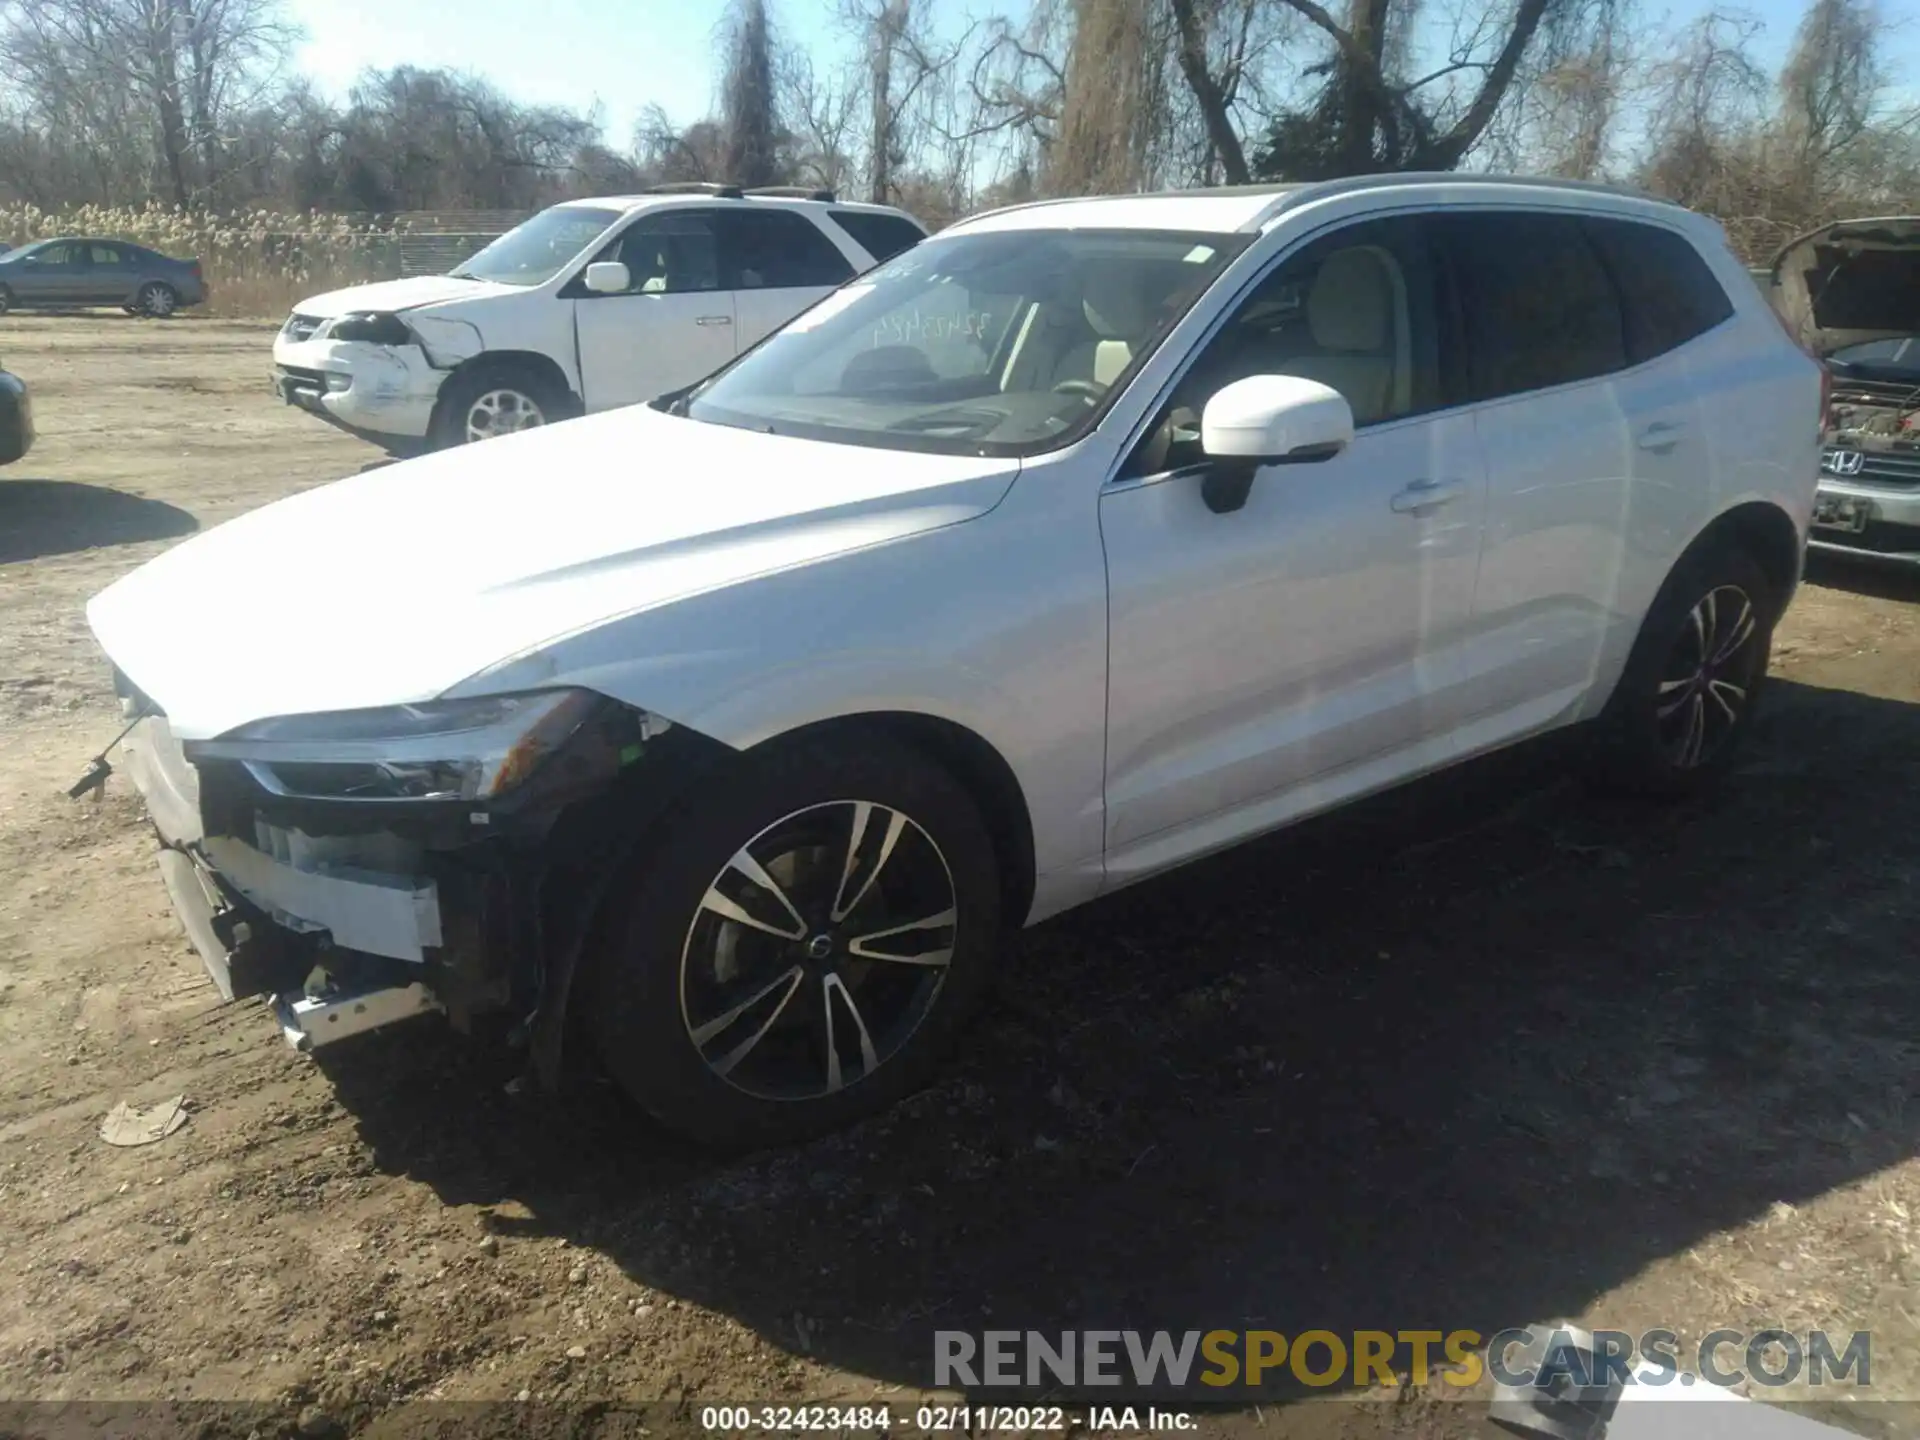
[583, 261, 631, 295]
[1198, 375, 1355, 513]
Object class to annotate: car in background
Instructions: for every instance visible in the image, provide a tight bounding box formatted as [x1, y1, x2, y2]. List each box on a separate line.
[0, 238, 207, 318]
[91, 174, 1815, 1150]
[0, 359, 32, 466]
[1772, 216, 1920, 563]
[271, 183, 929, 451]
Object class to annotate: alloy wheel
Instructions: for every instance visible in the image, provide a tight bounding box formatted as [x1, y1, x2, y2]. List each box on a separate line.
[1656, 583, 1759, 769]
[141, 284, 175, 317]
[464, 388, 544, 442]
[679, 800, 958, 1102]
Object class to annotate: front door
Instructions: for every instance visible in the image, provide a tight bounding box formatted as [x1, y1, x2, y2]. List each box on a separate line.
[572, 209, 737, 411]
[11, 241, 86, 303]
[1099, 214, 1489, 877]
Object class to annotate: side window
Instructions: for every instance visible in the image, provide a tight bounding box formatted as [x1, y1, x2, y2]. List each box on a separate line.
[1582, 217, 1734, 364]
[26, 243, 76, 266]
[1127, 215, 1445, 475]
[718, 209, 856, 290]
[89, 244, 122, 266]
[1436, 211, 1625, 401]
[604, 211, 722, 294]
[827, 210, 928, 265]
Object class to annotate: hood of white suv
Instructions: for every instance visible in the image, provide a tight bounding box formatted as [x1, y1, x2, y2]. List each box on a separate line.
[291, 274, 518, 320]
[88, 406, 1019, 739]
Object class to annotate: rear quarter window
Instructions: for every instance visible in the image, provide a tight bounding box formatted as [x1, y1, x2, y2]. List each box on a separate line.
[1583, 217, 1734, 364]
[827, 210, 928, 265]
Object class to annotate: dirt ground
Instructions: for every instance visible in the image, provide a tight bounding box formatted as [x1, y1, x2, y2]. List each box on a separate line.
[4, 314, 1920, 1440]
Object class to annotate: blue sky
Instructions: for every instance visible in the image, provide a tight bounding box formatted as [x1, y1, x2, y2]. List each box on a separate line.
[287, 0, 1916, 152]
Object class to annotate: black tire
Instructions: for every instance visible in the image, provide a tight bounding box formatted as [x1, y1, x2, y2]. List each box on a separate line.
[431, 362, 564, 448]
[1590, 538, 1775, 798]
[136, 282, 178, 318]
[587, 732, 1002, 1151]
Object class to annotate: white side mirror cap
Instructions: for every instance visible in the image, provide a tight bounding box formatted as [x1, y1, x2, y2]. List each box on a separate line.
[1201, 374, 1354, 463]
[584, 261, 630, 295]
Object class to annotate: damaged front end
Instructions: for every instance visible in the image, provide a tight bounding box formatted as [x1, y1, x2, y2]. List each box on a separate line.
[108, 681, 725, 1082]
[1772, 216, 1920, 557]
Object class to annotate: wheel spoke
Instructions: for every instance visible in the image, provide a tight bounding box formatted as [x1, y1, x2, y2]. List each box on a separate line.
[821, 973, 879, 1093]
[1679, 692, 1707, 767]
[690, 963, 805, 1067]
[1711, 600, 1755, 666]
[847, 907, 956, 966]
[830, 802, 908, 923]
[701, 849, 808, 940]
[1707, 678, 1744, 723]
[1656, 675, 1696, 718]
[1689, 592, 1712, 665]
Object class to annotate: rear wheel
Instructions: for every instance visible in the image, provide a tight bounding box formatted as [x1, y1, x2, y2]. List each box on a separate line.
[587, 733, 1002, 1150]
[1591, 539, 1774, 797]
[136, 282, 178, 318]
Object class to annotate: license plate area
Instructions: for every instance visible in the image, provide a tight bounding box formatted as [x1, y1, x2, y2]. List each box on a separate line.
[1814, 494, 1871, 533]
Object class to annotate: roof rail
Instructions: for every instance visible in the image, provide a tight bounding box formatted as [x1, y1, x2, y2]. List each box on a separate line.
[645, 182, 744, 199]
[745, 185, 837, 202]
[1245, 171, 1683, 230]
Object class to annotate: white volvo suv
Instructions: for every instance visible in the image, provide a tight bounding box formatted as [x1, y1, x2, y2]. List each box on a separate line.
[271, 185, 927, 451]
[93, 175, 1819, 1149]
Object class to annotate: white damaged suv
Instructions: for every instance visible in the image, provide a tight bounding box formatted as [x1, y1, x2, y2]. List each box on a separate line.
[271, 184, 927, 451]
[96, 175, 1817, 1149]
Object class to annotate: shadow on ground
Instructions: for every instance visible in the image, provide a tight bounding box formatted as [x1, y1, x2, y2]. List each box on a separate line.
[0, 478, 197, 563]
[316, 677, 1920, 1411]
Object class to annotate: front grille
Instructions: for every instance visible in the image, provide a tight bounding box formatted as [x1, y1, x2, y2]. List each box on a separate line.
[275, 364, 327, 395]
[1824, 446, 1920, 490]
[281, 313, 323, 343]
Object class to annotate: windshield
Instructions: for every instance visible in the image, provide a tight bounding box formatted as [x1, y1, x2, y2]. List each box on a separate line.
[451, 206, 621, 287]
[683, 228, 1248, 456]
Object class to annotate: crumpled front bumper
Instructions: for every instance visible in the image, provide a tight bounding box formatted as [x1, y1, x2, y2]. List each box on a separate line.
[121, 716, 447, 1049]
[270, 333, 443, 441]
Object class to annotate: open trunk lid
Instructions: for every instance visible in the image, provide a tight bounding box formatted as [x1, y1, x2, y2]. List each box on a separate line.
[1769, 215, 1920, 357]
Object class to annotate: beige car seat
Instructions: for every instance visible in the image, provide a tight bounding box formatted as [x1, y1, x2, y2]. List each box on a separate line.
[1276, 247, 1410, 424]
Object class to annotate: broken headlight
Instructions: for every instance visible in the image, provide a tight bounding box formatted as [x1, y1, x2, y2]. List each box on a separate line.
[327, 311, 414, 346]
[187, 690, 602, 802]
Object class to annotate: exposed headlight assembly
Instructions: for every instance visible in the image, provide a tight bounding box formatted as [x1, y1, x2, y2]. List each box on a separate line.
[327, 311, 414, 346]
[187, 690, 602, 802]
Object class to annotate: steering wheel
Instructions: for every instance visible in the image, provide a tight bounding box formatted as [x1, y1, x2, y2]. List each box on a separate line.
[1052, 378, 1109, 404]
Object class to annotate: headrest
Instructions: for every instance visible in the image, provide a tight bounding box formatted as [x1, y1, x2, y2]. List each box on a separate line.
[1307, 248, 1393, 353]
[1081, 263, 1159, 340]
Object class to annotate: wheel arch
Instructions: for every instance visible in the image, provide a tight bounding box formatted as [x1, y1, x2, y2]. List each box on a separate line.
[1687, 499, 1803, 614]
[765, 711, 1039, 932]
[431, 350, 583, 432]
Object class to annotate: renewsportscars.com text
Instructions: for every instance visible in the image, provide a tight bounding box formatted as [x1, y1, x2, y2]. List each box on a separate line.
[934, 1327, 1871, 1391]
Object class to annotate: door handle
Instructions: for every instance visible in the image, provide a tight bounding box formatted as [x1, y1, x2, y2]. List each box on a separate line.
[696, 315, 732, 327]
[1390, 479, 1466, 514]
[1637, 420, 1687, 453]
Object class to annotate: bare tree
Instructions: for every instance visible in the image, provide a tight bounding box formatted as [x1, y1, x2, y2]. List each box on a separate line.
[1776, 0, 1879, 170]
[719, 0, 782, 186]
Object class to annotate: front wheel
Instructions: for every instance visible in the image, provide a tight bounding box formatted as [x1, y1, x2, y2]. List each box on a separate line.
[1591, 540, 1774, 797]
[431, 364, 561, 447]
[136, 282, 178, 318]
[587, 733, 1003, 1150]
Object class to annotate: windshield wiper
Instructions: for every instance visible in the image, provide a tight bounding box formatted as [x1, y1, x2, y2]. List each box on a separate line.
[447, 270, 482, 281]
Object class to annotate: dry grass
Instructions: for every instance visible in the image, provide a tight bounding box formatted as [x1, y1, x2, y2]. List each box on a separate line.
[0, 202, 403, 316]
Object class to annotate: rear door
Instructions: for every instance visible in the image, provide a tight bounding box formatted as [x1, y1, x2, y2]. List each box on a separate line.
[1431, 209, 1640, 743]
[86, 242, 136, 304]
[716, 208, 858, 349]
[571, 208, 736, 411]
